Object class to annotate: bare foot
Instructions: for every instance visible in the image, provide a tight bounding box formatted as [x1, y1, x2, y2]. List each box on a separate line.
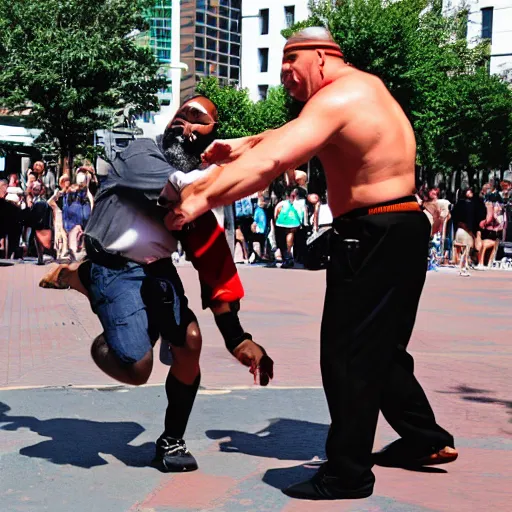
[417, 446, 458, 466]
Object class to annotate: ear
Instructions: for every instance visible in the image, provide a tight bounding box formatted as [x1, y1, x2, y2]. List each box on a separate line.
[316, 49, 326, 77]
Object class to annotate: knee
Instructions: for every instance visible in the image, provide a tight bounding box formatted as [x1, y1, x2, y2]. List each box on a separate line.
[184, 322, 202, 356]
[125, 351, 154, 386]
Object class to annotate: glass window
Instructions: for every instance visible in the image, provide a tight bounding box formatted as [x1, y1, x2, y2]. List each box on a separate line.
[196, 25, 205, 34]
[207, 38, 217, 51]
[219, 41, 229, 54]
[259, 9, 269, 35]
[196, 11, 205, 23]
[219, 6, 229, 16]
[258, 85, 269, 101]
[219, 65, 228, 77]
[219, 30, 229, 41]
[284, 6, 295, 28]
[258, 48, 269, 73]
[207, 51, 217, 62]
[196, 61, 205, 73]
[195, 49, 205, 59]
[219, 17, 229, 30]
[207, 27, 218, 38]
[208, 62, 217, 75]
[230, 33, 240, 43]
[230, 56, 240, 67]
[481, 8, 493, 41]
[207, 15, 217, 27]
[219, 54, 228, 64]
[157, 49, 171, 62]
[230, 67, 240, 80]
[195, 36, 205, 48]
[230, 43, 240, 57]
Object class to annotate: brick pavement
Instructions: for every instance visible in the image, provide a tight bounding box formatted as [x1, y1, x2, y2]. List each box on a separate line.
[0, 262, 511, 511]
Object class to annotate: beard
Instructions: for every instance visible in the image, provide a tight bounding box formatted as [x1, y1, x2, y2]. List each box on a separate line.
[160, 129, 215, 174]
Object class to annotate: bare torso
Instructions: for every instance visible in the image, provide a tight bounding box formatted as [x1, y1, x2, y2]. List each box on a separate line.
[310, 68, 416, 217]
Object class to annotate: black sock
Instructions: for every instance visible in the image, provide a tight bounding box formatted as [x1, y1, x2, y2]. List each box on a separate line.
[163, 371, 200, 440]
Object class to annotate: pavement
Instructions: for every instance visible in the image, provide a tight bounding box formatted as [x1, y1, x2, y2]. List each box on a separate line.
[0, 262, 511, 512]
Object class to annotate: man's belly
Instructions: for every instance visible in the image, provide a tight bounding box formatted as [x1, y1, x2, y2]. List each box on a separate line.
[327, 176, 416, 217]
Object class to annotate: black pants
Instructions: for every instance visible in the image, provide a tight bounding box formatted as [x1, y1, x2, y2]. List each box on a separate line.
[321, 207, 454, 486]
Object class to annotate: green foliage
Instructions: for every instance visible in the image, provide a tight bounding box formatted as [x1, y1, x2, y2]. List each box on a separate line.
[0, 0, 166, 163]
[195, 77, 255, 139]
[285, 0, 512, 182]
[196, 77, 294, 138]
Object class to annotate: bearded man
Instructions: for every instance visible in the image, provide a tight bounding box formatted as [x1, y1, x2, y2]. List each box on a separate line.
[40, 96, 273, 472]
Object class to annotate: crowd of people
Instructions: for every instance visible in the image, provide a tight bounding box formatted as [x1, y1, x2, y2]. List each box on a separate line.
[0, 161, 96, 264]
[232, 170, 333, 269]
[418, 179, 511, 276]
[2, 157, 510, 276]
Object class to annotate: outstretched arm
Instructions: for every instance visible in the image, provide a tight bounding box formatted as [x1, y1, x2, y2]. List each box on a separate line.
[201, 130, 275, 165]
[168, 85, 348, 229]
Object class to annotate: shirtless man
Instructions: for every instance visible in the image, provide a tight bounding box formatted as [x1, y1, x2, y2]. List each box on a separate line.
[166, 28, 457, 500]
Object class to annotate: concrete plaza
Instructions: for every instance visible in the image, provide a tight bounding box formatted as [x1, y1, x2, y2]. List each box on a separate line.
[0, 262, 511, 511]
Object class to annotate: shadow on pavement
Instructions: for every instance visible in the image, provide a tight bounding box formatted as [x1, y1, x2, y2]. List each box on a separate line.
[263, 463, 319, 490]
[206, 418, 328, 461]
[438, 385, 512, 421]
[0, 402, 154, 469]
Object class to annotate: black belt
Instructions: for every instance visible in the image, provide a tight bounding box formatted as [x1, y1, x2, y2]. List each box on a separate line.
[84, 235, 128, 269]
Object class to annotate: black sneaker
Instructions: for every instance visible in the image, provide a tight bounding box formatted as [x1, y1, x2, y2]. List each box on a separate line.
[154, 436, 198, 472]
[283, 464, 374, 500]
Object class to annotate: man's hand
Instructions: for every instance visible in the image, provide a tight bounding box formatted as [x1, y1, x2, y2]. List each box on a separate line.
[201, 140, 234, 165]
[201, 134, 269, 165]
[164, 193, 211, 231]
[233, 339, 274, 386]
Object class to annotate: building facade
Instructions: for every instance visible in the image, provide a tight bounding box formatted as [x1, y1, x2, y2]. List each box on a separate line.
[241, 0, 310, 102]
[444, 0, 512, 80]
[139, 0, 242, 136]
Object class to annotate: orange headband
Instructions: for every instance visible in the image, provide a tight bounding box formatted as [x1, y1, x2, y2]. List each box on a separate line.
[283, 41, 344, 59]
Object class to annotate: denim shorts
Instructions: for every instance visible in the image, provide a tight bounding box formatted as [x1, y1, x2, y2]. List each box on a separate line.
[88, 259, 196, 364]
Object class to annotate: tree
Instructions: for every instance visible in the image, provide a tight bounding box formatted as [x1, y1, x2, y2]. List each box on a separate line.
[195, 77, 256, 139]
[0, 0, 166, 173]
[196, 77, 295, 138]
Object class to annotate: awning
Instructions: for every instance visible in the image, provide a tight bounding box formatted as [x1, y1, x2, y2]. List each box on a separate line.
[0, 125, 42, 146]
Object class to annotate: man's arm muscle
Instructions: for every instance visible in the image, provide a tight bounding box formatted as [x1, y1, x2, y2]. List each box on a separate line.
[185, 87, 349, 217]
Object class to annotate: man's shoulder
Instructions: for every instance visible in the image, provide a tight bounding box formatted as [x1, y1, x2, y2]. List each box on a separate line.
[307, 68, 382, 113]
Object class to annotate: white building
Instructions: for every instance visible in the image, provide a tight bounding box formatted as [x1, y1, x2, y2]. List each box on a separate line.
[443, 0, 512, 80]
[241, 0, 310, 102]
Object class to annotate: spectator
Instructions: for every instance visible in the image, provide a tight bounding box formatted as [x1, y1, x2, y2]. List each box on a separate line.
[48, 175, 71, 260]
[275, 188, 303, 268]
[0, 179, 23, 258]
[62, 170, 93, 261]
[250, 195, 268, 262]
[5, 174, 25, 206]
[478, 202, 505, 269]
[500, 180, 511, 202]
[421, 187, 442, 235]
[31, 160, 56, 198]
[234, 195, 254, 263]
[26, 180, 53, 265]
[451, 187, 486, 276]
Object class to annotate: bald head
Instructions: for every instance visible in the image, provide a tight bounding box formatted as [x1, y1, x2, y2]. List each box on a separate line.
[284, 27, 343, 59]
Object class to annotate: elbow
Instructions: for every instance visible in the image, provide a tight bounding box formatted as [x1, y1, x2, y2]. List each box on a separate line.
[259, 158, 286, 181]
